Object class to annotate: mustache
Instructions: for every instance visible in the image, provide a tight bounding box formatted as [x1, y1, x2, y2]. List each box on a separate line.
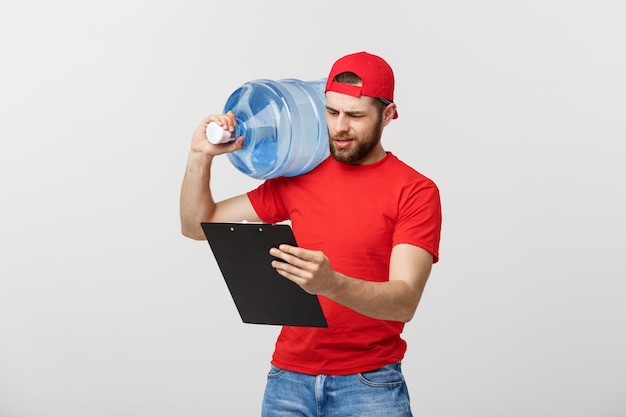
[329, 134, 356, 141]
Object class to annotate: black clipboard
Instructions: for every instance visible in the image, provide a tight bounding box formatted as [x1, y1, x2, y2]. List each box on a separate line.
[201, 222, 328, 327]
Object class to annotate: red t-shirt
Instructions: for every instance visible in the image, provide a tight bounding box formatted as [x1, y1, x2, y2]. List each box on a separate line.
[247, 153, 441, 375]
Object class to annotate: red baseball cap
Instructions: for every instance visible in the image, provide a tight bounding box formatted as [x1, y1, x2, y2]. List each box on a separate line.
[325, 51, 398, 119]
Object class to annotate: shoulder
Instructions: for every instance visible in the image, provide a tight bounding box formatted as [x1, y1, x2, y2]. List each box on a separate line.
[384, 153, 439, 189]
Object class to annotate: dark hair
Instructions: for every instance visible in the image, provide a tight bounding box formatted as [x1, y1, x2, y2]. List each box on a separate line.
[334, 71, 362, 85]
[333, 72, 390, 117]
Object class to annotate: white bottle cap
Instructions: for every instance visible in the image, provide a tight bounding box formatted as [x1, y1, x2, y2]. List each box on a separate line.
[206, 121, 234, 144]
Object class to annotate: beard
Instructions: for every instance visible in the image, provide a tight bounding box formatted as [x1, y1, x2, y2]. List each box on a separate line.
[328, 118, 384, 164]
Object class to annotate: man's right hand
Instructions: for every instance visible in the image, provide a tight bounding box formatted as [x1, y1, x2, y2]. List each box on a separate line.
[191, 111, 244, 155]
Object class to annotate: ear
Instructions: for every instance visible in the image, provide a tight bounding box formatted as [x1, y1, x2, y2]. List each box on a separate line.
[382, 103, 397, 127]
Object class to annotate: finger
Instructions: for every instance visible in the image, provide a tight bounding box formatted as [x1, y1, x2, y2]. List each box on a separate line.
[274, 251, 318, 275]
[220, 137, 244, 153]
[200, 114, 237, 131]
[279, 245, 322, 264]
[277, 244, 310, 260]
[271, 246, 303, 265]
[271, 261, 317, 295]
[207, 136, 244, 155]
[271, 259, 300, 279]
[272, 258, 314, 283]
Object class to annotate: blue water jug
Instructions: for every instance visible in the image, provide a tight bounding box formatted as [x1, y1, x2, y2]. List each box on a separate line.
[206, 78, 330, 180]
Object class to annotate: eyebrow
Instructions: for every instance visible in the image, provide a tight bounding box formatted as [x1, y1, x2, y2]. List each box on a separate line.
[325, 105, 368, 116]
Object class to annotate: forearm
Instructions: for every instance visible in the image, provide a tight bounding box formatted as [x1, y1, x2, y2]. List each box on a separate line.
[180, 151, 217, 240]
[270, 243, 432, 323]
[326, 274, 424, 323]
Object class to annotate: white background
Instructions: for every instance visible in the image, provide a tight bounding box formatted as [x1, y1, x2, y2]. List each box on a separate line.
[1, 1, 625, 416]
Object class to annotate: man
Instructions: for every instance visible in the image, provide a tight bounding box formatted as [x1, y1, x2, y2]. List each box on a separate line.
[180, 51, 442, 416]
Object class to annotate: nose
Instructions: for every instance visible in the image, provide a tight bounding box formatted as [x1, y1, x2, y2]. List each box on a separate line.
[331, 113, 350, 134]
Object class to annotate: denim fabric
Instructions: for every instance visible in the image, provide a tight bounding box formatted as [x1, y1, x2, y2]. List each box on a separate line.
[261, 362, 413, 417]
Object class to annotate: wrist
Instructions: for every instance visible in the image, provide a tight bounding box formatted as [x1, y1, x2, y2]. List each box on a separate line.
[188, 149, 214, 165]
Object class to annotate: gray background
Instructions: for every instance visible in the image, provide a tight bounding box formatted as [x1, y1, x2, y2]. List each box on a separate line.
[1, 1, 624, 416]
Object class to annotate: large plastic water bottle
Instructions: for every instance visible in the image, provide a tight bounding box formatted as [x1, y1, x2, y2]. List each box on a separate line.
[206, 78, 330, 180]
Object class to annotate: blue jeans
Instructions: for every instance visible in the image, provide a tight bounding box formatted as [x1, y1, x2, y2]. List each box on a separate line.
[261, 362, 413, 417]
